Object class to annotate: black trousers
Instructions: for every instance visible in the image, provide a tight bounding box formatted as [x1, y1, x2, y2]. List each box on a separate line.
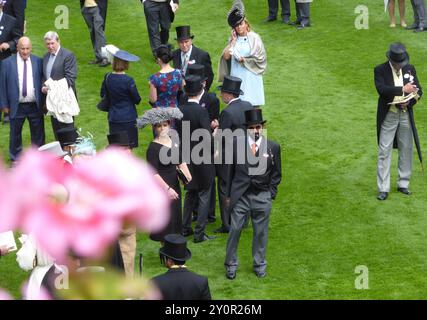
[9, 103, 45, 161]
[268, 0, 291, 19]
[51, 116, 74, 141]
[143, 0, 171, 52]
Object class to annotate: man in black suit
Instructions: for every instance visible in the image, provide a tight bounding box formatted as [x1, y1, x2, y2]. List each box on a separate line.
[41, 31, 78, 140]
[265, 0, 291, 23]
[0, 1, 20, 123]
[176, 75, 216, 243]
[151, 234, 211, 300]
[215, 76, 253, 234]
[375, 43, 422, 201]
[142, 0, 179, 53]
[3, 0, 25, 35]
[0, 37, 45, 161]
[172, 26, 214, 91]
[224, 109, 282, 280]
[180, 64, 219, 225]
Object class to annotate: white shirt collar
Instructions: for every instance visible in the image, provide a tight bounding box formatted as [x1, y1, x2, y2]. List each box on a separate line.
[389, 61, 402, 76]
[248, 135, 262, 149]
[51, 45, 61, 56]
[181, 45, 193, 60]
[228, 97, 240, 105]
[188, 97, 200, 104]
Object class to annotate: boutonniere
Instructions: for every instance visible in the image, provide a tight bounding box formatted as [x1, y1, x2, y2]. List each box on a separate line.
[0, 26, 4, 30]
[201, 103, 206, 108]
[404, 73, 414, 83]
[188, 60, 195, 65]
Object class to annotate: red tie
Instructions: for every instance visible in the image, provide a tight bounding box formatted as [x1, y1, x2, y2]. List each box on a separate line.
[251, 143, 257, 155]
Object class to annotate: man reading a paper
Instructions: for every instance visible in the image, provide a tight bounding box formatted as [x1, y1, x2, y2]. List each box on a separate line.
[374, 42, 423, 201]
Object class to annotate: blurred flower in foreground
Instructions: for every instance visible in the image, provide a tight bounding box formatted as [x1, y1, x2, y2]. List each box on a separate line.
[0, 289, 13, 300]
[0, 148, 170, 262]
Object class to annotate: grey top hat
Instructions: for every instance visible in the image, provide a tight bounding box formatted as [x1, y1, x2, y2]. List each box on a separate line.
[386, 42, 409, 67]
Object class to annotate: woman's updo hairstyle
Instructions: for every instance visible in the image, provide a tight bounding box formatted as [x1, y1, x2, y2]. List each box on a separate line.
[155, 44, 173, 64]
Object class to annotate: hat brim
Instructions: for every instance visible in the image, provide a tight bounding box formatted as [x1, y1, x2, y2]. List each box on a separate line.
[217, 85, 244, 96]
[112, 50, 140, 62]
[245, 120, 267, 127]
[159, 247, 192, 261]
[386, 51, 409, 67]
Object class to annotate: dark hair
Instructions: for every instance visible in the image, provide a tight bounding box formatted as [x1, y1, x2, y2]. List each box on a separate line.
[155, 45, 173, 64]
[160, 253, 185, 266]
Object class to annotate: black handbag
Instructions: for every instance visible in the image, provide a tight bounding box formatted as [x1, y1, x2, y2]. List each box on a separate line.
[97, 73, 111, 112]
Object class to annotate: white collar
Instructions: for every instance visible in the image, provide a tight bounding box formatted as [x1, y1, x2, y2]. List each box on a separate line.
[389, 61, 402, 76]
[228, 97, 240, 105]
[248, 135, 262, 148]
[51, 46, 61, 57]
[181, 46, 193, 59]
[188, 98, 200, 104]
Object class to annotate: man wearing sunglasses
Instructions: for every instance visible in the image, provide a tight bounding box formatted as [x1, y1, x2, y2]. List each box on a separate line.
[224, 108, 282, 280]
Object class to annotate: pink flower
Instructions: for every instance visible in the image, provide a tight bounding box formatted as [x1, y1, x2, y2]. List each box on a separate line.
[0, 289, 13, 300]
[1, 148, 170, 262]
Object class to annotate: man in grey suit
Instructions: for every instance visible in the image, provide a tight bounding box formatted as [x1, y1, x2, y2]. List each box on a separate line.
[224, 109, 282, 280]
[406, 0, 427, 32]
[215, 76, 253, 234]
[41, 31, 77, 140]
[265, 0, 291, 24]
[375, 43, 422, 201]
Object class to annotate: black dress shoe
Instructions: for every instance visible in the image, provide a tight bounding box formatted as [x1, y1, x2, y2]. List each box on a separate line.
[255, 270, 267, 278]
[377, 192, 388, 201]
[414, 28, 426, 33]
[406, 24, 418, 30]
[181, 230, 194, 237]
[194, 234, 216, 243]
[263, 16, 277, 22]
[397, 187, 411, 195]
[214, 226, 230, 233]
[98, 58, 110, 67]
[226, 270, 236, 280]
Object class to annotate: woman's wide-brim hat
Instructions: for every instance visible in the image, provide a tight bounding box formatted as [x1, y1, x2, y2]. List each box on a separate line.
[137, 107, 183, 129]
[106, 45, 140, 62]
[227, 0, 245, 27]
[386, 42, 409, 67]
[159, 234, 192, 262]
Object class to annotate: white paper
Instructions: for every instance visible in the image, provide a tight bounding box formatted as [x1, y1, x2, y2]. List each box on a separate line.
[170, 1, 178, 13]
[0, 231, 17, 252]
[388, 91, 420, 105]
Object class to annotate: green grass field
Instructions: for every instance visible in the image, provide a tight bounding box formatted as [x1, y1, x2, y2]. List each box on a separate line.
[1, 0, 427, 299]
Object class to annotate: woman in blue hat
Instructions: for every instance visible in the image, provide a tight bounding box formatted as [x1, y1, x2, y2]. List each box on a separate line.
[100, 47, 141, 149]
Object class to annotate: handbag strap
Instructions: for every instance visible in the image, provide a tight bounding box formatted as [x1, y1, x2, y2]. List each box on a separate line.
[104, 72, 111, 97]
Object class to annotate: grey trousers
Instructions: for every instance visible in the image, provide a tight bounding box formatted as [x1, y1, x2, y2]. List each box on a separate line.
[268, 0, 291, 19]
[183, 183, 213, 240]
[82, 6, 107, 61]
[217, 176, 230, 229]
[295, 2, 311, 25]
[377, 110, 413, 192]
[143, 0, 171, 53]
[225, 190, 272, 274]
[410, 0, 427, 28]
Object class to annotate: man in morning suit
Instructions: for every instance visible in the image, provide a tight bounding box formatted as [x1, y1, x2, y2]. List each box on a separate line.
[0, 0, 21, 123]
[142, 0, 179, 53]
[0, 37, 45, 161]
[172, 26, 214, 91]
[80, 0, 108, 31]
[151, 234, 211, 300]
[41, 31, 78, 140]
[215, 75, 253, 234]
[224, 108, 282, 279]
[175, 75, 216, 243]
[179, 64, 220, 225]
[375, 42, 422, 201]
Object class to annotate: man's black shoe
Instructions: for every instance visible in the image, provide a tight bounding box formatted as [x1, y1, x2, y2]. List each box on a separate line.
[255, 270, 266, 278]
[226, 270, 236, 280]
[194, 234, 216, 243]
[263, 16, 277, 22]
[397, 187, 411, 195]
[377, 192, 388, 201]
[182, 230, 194, 237]
[214, 226, 230, 233]
[98, 58, 110, 67]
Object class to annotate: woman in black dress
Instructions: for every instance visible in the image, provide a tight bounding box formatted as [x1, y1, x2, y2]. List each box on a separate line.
[139, 108, 191, 242]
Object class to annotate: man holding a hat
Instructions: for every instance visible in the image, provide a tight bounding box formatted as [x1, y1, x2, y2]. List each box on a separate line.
[224, 108, 282, 279]
[215, 75, 253, 233]
[172, 26, 214, 91]
[375, 42, 422, 201]
[151, 234, 211, 300]
[176, 75, 216, 243]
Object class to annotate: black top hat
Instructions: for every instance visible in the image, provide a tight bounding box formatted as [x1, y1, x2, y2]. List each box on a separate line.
[184, 75, 203, 96]
[107, 131, 130, 147]
[386, 42, 409, 67]
[244, 108, 266, 127]
[217, 75, 244, 96]
[57, 127, 78, 148]
[159, 234, 192, 262]
[228, 8, 245, 28]
[188, 64, 207, 81]
[175, 26, 194, 41]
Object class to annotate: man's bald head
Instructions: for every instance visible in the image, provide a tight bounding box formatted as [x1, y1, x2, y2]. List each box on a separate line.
[17, 37, 32, 60]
